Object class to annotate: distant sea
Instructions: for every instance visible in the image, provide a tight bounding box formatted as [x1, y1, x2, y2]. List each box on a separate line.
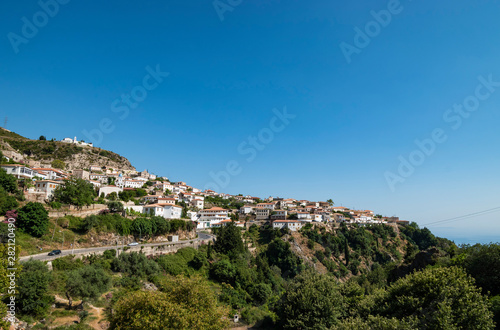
[425, 226, 499, 246]
[438, 235, 499, 246]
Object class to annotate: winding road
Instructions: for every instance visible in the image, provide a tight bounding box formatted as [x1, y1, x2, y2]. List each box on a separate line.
[19, 232, 214, 262]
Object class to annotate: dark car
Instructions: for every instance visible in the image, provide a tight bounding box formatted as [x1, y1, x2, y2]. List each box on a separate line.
[48, 249, 61, 256]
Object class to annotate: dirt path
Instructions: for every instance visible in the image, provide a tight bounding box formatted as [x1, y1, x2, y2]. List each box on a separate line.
[53, 295, 107, 329]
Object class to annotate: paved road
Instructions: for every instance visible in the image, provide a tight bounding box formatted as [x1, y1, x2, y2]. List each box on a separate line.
[20, 232, 214, 262]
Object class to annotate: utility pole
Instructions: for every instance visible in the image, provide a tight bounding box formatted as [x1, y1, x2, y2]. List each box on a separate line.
[52, 218, 59, 240]
[72, 237, 75, 254]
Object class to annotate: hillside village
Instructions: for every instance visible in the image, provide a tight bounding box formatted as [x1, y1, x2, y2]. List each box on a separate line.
[1, 133, 409, 233]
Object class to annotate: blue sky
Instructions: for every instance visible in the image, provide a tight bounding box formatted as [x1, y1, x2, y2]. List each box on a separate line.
[1, 0, 500, 243]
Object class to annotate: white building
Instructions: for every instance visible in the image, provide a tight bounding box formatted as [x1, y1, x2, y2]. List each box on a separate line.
[34, 180, 61, 200]
[198, 207, 229, 220]
[86, 180, 102, 188]
[98, 185, 123, 197]
[257, 203, 276, 211]
[1, 164, 36, 179]
[61, 136, 93, 147]
[313, 214, 323, 222]
[212, 219, 245, 228]
[197, 207, 229, 229]
[155, 182, 174, 192]
[191, 198, 204, 209]
[32, 168, 68, 180]
[297, 212, 312, 221]
[162, 204, 182, 219]
[239, 205, 254, 214]
[158, 197, 176, 205]
[272, 220, 302, 231]
[143, 204, 182, 219]
[123, 179, 144, 189]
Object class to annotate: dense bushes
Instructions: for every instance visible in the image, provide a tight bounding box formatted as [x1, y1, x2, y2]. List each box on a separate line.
[111, 252, 161, 278]
[17, 202, 49, 237]
[78, 214, 195, 237]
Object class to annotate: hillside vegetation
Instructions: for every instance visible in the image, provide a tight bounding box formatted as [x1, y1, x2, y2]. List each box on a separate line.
[1, 207, 499, 329]
[0, 128, 134, 171]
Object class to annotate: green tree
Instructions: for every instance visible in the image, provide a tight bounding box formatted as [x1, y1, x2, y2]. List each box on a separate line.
[17, 259, 53, 317]
[110, 276, 230, 330]
[111, 252, 160, 278]
[462, 243, 500, 296]
[265, 238, 302, 278]
[107, 201, 124, 213]
[17, 202, 49, 237]
[39, 135, 46, 140]
[52, 177, 96, 208]
[0, 187, 19, 216]
[51, 159, 65, 169]
[209, 259, 237, 285]
[327, 198, 334, 206]
[276, 269, 344, 329]
[0, 169, 18, 193]
[214, 222, 245, 258]
[65, 265, 111, 308]
[375, 266, 494, 329]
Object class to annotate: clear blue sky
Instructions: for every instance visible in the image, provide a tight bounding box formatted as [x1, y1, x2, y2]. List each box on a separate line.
[1, 0, 500, 244]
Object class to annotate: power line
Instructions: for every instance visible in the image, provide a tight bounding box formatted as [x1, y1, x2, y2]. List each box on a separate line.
[422, 206, 500, 227]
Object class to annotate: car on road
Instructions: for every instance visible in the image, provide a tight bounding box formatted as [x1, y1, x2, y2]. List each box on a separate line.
[127, 242, 139, 246]
[48, 249, 61, 256]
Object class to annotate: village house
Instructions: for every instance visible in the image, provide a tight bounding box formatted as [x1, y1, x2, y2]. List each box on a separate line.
[211, 219, 245, 228]
[154, 182, 173, 192]
[313, 214, 323, 222]
[257, 203, 276, 211]
[143, 204, 182, 219]
[198, 207, 229, 220]
[158, 197, 176, 205]
[191, 198, 204, 209]
[143, 195, 159, 204]
[33, 168, 68, 180]
[98, 185, 123, 197]
[89, 165, 102, 172]
[89, 173, 107, 183]
[86, 180, 102, 188]
[34, 180, 61, 200]
[271, 210, 287, 220]
[197, 207, 230, 229]
[255, 208, 270, 220]
[123, 179, 144, 189]
[1, 164, 36, 179]
[297, 212, 312, 221]
[61, 136, 93, 147]
[239, 205, 254, 214]
[272, 220, 302, 231]
[72, 169, 90, 180]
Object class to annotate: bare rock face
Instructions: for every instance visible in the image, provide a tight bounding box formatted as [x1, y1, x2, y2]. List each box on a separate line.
[64, 149, 135, 171]
[143, 282, 158, 291]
